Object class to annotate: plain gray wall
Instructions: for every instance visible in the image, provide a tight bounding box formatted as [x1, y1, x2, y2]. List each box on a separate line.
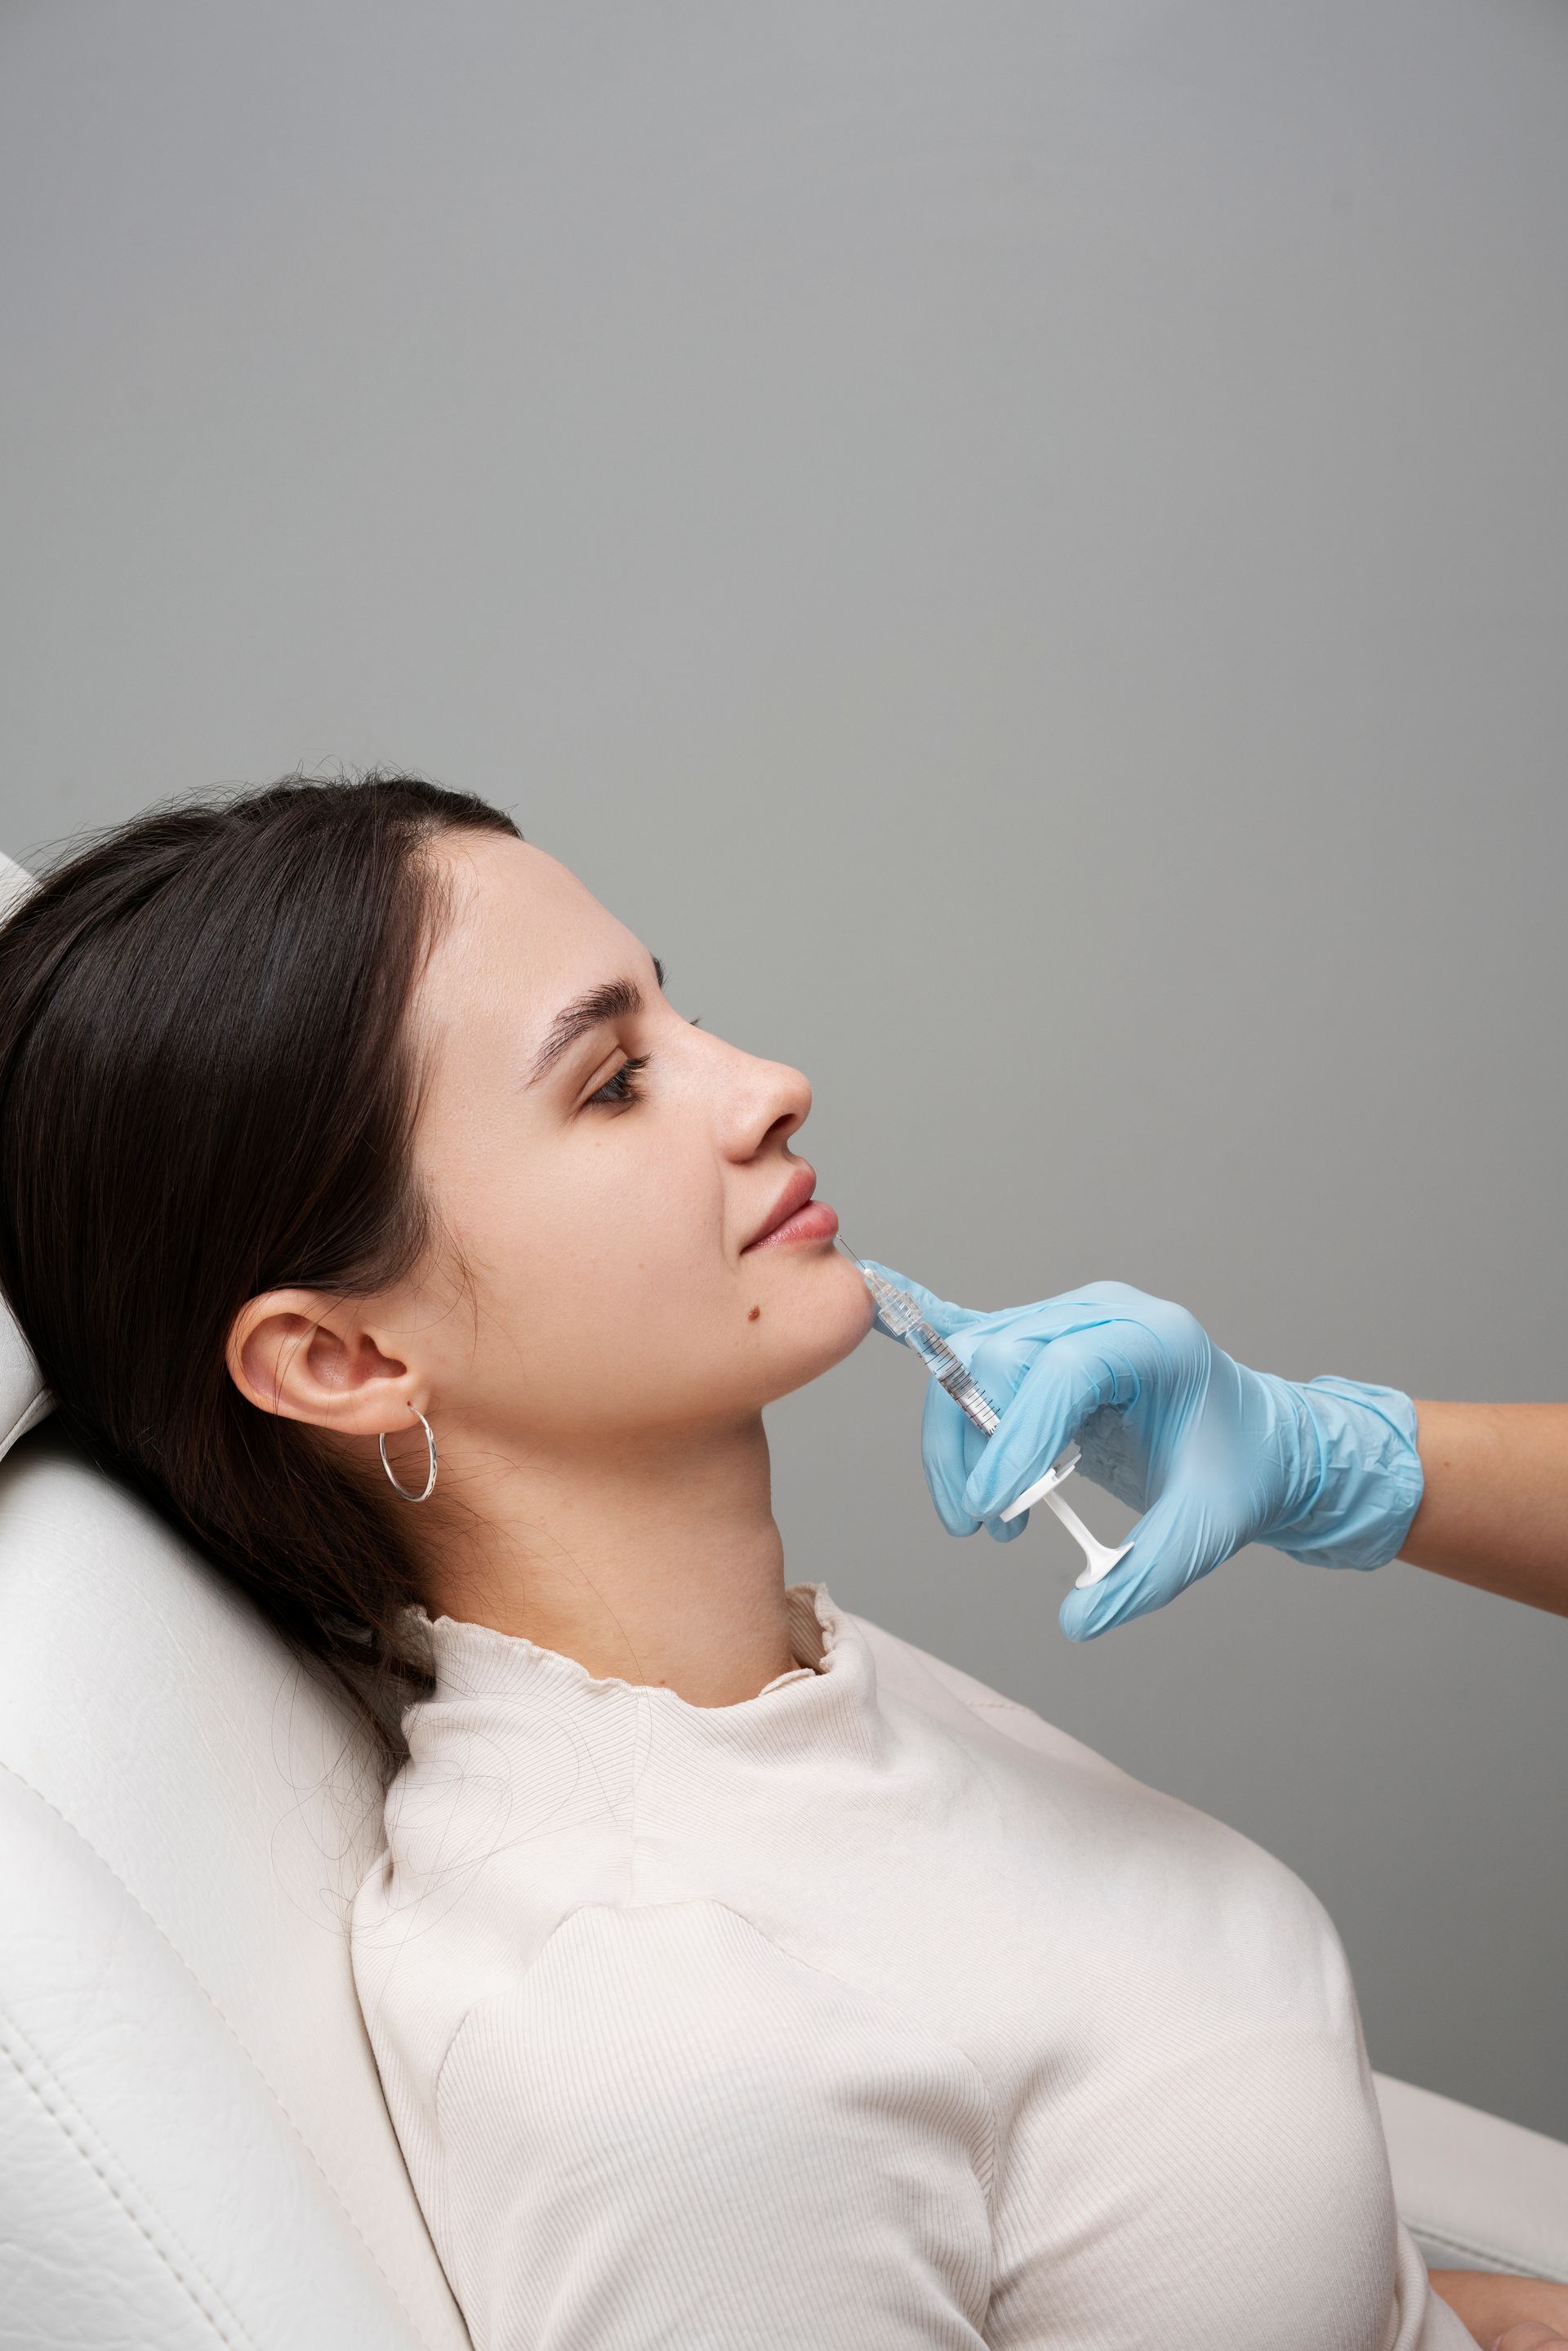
[2, 1, 1565, 2137]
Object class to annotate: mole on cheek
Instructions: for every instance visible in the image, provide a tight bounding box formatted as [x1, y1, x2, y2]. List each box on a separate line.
[747, 1305, 761, 1321]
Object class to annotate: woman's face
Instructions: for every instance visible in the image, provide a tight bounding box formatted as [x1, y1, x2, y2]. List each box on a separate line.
[400, 830, 875, 1449]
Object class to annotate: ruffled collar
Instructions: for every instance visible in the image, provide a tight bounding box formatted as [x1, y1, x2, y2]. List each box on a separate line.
[398, 1578, 882, 1764]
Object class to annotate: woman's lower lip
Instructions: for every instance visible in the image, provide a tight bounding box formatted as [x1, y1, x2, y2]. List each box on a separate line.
[744, 1199, 840, 1252]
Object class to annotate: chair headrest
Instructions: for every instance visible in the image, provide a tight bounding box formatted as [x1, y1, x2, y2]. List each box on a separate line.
[0, 850, 56, 1462]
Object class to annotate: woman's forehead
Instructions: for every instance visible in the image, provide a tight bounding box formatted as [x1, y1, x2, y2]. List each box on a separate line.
[422, 833, 642, 1025]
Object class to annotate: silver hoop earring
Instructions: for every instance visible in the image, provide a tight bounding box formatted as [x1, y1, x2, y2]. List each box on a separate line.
[380, 1405, 438, 1503]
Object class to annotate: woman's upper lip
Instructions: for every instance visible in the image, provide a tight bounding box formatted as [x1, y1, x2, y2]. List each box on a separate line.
[742, 1163, 817, 1251]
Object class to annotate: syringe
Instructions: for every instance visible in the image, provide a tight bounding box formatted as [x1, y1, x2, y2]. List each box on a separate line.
[840, 1240, 1131, 1588]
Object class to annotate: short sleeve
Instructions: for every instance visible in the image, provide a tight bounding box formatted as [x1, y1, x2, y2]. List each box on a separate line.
[431, 1899, 996, 2351]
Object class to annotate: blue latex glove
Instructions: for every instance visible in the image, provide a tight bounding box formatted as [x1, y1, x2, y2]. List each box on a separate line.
[860, 1266, 1425, 1641]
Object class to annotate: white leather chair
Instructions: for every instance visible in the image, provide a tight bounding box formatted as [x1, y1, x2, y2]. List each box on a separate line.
[1, 848, 1564, 2349]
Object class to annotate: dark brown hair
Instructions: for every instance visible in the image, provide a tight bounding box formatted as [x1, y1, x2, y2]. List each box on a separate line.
[0, 772, 521, 1766]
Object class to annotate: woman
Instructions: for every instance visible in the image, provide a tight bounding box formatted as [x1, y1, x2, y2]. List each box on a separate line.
[0, 774, 1555, 2351]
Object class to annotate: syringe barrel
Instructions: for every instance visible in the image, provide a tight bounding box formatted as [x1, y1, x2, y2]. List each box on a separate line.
[855, 1261, 1002, 1437]
[902, 1321, 1002, 1437]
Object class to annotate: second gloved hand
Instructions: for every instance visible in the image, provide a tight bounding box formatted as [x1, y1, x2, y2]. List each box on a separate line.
[860, 1267, 1425, 1641]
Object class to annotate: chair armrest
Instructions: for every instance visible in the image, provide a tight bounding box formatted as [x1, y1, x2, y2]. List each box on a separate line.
[1374, 2071, 1568, 2282]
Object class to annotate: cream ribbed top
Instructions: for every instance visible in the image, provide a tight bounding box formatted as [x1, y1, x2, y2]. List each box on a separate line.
[350, 1582, 1468, 2351]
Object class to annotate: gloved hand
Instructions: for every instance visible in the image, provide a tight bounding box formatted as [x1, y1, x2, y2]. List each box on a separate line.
[860, 1266, 1425, 1642]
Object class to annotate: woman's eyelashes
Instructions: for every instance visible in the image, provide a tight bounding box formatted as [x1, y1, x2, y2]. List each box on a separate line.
[586, 1053, 650, 1110]
[581, 1017, 701, 1112]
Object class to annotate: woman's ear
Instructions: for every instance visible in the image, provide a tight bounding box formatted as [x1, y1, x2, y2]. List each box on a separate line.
[225, 1289, 418, 1435]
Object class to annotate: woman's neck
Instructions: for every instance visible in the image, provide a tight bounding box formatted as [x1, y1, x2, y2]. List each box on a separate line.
[413, 1411, 796, 1707]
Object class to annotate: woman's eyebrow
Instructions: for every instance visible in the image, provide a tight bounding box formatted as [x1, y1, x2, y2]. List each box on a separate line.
[526, 955, 665, 1086]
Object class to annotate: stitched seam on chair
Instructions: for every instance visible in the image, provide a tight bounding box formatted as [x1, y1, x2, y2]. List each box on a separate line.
[1407, 2212, 1568, 2281]
[0, 2023, 255, 2349]
[0, 1757, 442, 2351]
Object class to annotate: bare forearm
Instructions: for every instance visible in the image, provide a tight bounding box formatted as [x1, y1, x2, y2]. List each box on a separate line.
[1401, 1402, 1568, 1616]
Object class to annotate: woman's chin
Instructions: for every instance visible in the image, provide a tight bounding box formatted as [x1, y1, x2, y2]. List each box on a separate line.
[746, 1251, 878, 1400]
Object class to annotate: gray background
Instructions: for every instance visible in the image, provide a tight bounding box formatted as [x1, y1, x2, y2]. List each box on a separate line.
[2, 1, 1565, 2136]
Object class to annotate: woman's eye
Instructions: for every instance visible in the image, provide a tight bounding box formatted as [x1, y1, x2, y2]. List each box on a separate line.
[586, 1053, 650, 1110]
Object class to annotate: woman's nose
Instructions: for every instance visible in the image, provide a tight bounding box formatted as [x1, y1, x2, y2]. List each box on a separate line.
[720, 1047, 813, 1158]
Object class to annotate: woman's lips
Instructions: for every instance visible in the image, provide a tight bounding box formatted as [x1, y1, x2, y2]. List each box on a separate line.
[742, 1198, 840, 1253]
